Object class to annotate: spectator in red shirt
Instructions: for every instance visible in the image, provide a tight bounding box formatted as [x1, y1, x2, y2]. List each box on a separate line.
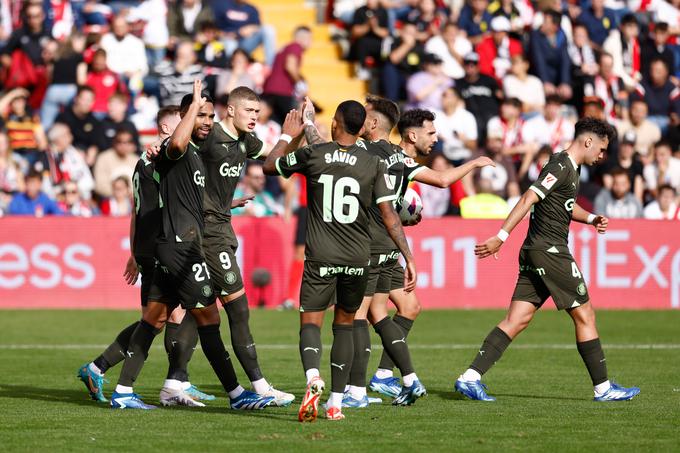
[476, 16, 522, 85]
[86, 48, 127, 118]
[262, 26, 312, 124]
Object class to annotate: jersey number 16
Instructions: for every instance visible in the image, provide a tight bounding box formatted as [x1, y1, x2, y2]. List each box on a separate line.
[318, 174, 360, 224]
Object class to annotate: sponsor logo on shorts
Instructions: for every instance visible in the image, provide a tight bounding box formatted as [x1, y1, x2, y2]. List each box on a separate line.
[225, 271, 237, 285]
[577, 283, 587, 296]
[520, 265, 546, 276]
[201, 285, 213, 297]
[319, 266, 365, 277]
[378, 250, 400, 265]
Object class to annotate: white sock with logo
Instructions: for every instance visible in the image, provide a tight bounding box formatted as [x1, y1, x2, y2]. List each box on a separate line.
[163, 379, 183, 390]
[88, 362, 103, 376]
[115, 385, 133, 394]
[228, 385, 245, 400]
[461, 369, 482, 382]
[328, 392, 343, 409]
[305, 368, 320, 384]
[251, 378, 270, 394]
[375, 368, 393, 379]
[403, 373, 417, 387]
[594, 380, 611, 396]
[348, 385, 366, 399]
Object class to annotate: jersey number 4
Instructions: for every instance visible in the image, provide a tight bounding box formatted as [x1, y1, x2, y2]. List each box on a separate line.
[318, 174, 360, 224]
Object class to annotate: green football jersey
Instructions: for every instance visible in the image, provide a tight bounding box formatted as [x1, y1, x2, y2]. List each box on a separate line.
[276, 140, 397, 265]
[524, 151, 581, 250]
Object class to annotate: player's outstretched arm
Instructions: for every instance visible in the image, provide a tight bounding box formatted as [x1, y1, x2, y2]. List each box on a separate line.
[573, 202, 608, 234]
[166, 79, 205, 160]
[415, 156, 495, 188]
[475, 189, 540, 259]
[378, 201, 417, 292]
[263, 109, 305, 175]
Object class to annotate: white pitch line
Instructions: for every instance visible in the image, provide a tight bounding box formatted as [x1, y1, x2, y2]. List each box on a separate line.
[0, 343, 679, 350]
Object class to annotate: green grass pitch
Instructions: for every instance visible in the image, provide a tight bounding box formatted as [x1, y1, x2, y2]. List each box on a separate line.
[0, 309, 678, 452]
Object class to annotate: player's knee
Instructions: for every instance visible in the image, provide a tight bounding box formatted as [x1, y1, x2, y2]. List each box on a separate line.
[334, 307, 356, 325]
[401, 299, 421, 319]
[572, 302, 596, 326]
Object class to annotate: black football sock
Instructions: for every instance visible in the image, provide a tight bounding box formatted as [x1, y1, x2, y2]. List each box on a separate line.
[348, 319, 371, 387]
[94, 321, 139, 373]
[469, 326, 512, 375]
[330, 324, 354, 393]
[577, 338, 608, 385]
[374, 316, 414, 376]
[197, 324, 239, 393]
[377, 314, 414, 371]
[223, 294, 262, 381]
[118, 320, 161, 387]
[299, 323, 322, 373]
[165, 313, 198, 382]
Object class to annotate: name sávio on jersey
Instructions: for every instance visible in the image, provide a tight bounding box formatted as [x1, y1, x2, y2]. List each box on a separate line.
[319, 265, 365, 277]
[193, 170, 205, 187]
[219, 162, 244, 178]
[324, 150, 357, 166]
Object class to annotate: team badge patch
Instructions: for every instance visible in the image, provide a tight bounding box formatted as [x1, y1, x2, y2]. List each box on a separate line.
[225, 272, 237, 285]
[403, 157, 418, 168]
[577, 283, 586, 296]
[201, 285, 213, 297]
[541, 172, 558, 190]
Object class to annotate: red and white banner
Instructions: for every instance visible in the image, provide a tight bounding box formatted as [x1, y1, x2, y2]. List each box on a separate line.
[0, 217, 678, 309]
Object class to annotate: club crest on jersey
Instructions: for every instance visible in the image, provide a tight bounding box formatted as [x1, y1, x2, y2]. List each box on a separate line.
[541, 172, 558, 190]
[193, 170, 205, 187]
[224, 271, 237, 285]
[201, 285, 212, 297]
[577, 283, 587, 296]
[219, 162, 243, 178]
[324, 150, 357, 165]
[403, 157, 418, 168]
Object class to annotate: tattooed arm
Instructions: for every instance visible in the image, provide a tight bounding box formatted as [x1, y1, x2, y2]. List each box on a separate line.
[302, 96, 325, 146]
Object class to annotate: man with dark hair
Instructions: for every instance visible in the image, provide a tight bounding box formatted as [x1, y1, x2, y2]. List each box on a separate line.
[634, 58, 680, 134]
[641, 22, 675, 79]
[199, 85, 294, 406]
[456, 117, 639, 402]
[264, 102, 417, 421]
[529, 9, 572, 100]
[109, 80, 274, 411]
[55, 85, 105, 166]
[594, 167, 643, 218]
[455, 52, 501, 142]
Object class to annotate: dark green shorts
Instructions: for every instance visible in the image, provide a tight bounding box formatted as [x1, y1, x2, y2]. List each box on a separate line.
[300, 261, 369, 313]
[364, 251, 401, 296]
[203, 222, 244, 297]
[135, 255, 156, 307]
[511, 248, 590, 310]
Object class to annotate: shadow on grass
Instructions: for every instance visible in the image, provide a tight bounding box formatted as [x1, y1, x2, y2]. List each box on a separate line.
[425, 387, 584, 402]
[0, 384, 302, 422]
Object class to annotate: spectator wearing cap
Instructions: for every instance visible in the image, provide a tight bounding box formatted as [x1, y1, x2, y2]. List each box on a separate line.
[93, 129, 138, 199]
[634, 58, 680, 134]
[156, 40, 205, 107]
[348, 0, 389, 79]
[524, 94, 575, 153]
[594, 167, 643, 219]
[644, 140, 680, 197]
[167, 0, 216, 45]
[617, 98, 662, 162]
[503, 53, 545, 115]
[456, 51, 501, 141]
[100, 93, 141, 152]
[487, 0, 524, 33]
[434, 87, 478, 166]
[601, 130, 644, 202]
[603, 13, 641, 90]
[100, 14, 148, 91]
[475, 16, 522, 84]
[55, 85, 105, 167]
[577, 0, 617, 47]
[457, 0, 494, 45]
[644, 184, 680, 220]
[262, 26, 312, 125]
[210, 0, 277, 66]
[382, 23, 426, 102]
[529, 9, 572, 100]
[7, 170, 63, 216]
[406, 53, 453, 111]
[424, 21, 473, 80]
[641, 22, 675, 81]
[583, 52, 628, 120]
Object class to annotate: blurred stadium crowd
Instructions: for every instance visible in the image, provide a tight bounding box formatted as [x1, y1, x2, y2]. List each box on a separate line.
[0, 0, 679, 220]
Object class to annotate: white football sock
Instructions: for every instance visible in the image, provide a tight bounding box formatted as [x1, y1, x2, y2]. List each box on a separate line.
[228, 385, 245, 399]
[115, 385, 133, 394]
[594, 380, 611, 396]
[181, 381, 191, 390]
[163, 379, 183, 390]
[305, 368, 320, 384]
[461, 369, 482, 382]
[403, 373, 417, 387]
[88, 362, 103, 376]
[328, 392, 343, 408]
[375, 368, 393, 379]
[251, 378, 270, 394]
[348, 385, 366, 399]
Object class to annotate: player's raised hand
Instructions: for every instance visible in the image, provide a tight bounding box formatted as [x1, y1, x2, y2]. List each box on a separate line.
[302, 96, 315, 124]
[474, 156, 496, 168]
[282, 109, 304, 138]
[231, 195, 255, 209]
[192, 79, 206, 107]
[592, 215, 608, 234]
[123, 255, 139, 285]
[475, 236, 503, 260]
[145, 139, 162, 160]
[403, 260, 417, 293]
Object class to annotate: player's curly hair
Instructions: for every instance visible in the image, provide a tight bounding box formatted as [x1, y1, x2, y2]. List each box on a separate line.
[397, 109, 436, 136]
[574, 117, 615, 143]
[366, 95, 400, 130]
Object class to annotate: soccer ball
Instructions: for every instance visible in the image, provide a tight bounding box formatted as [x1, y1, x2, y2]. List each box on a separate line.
[396, 188, 423, 223]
